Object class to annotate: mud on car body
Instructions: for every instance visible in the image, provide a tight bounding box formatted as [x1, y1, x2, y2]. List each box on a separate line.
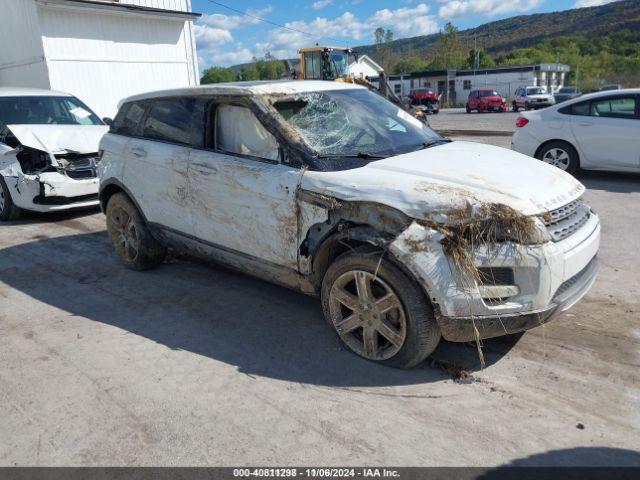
[99, 81, 600, 368]
[0, 88, 108, 220]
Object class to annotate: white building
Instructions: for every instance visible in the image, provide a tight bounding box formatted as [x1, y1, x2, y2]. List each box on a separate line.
[348, 55, 382, 79]
[0, 0, 200, 117]
[387, 64, 571, 105]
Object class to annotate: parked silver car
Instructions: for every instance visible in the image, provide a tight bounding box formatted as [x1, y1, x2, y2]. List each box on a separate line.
[512, 86, 555, 111]
[554, 86, 582, 104]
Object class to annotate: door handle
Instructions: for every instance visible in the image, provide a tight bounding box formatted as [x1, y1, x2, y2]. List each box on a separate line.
[192, 162, 217, 175]
[130, 147, 147, 158]
[578, 122, 593, 127]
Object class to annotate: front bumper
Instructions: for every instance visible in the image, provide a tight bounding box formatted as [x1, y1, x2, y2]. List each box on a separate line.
[479, 103, 507, 112]
[439, 256, 598, 341]
[6, 172, 99, 212]
[390, 212, 600, 342]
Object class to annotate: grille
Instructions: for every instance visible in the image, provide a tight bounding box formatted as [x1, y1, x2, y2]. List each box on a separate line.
[55, 153, 100, 180]
[544, 198, 591, 242]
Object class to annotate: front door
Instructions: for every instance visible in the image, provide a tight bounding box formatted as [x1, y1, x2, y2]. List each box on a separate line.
[188, 104, 303, 268]
[570, 95, 640, 171]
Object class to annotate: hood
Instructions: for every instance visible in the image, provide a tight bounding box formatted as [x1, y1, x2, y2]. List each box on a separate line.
[301, 141, 585, 222]
[6, 124, 109, 154]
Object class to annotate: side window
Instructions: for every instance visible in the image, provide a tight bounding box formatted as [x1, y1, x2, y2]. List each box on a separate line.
[111, 101, 146, 136]
[215, 105, 279, 161]
[559, 100, 590, 116]
[590, 96, 637, 119]
[142, 97, 206, 147]
[303, 51, 322, 80]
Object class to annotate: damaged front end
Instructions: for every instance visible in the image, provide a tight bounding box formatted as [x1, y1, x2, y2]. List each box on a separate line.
[0, 125, 104, 212]
[297, 187, 599, 344]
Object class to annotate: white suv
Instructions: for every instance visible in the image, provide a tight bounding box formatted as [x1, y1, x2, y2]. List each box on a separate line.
[513, 86, 556, 111]
[98, 81, 600, 368]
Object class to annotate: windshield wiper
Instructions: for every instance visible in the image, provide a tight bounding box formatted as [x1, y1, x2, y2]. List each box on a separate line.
[414, 138, 452, 151]
[316, 152, 386, 160]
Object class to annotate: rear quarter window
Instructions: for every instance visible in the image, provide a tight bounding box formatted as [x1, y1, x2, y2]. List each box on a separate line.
[142, 97, 207, 148]
[111, 101, 147, 136]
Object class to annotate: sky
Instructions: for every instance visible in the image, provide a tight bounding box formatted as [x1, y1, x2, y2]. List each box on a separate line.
[190, 0, 620, 70]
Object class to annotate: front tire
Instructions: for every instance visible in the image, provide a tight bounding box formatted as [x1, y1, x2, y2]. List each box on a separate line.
[0, 175, 22, 221]
[537, 141, 579, 174]
[105, 193, 166, 271]
[321, 246, 441, 368]
[465, 104, 471, 114]
[512, 102, 519, 112]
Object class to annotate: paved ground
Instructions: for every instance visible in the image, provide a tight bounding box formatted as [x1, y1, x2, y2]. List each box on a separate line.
[1, 119, 639, 466]
[429, 108, 519, 134]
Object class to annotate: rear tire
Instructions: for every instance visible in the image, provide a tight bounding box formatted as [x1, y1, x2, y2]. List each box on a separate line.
[321, 246, 441, 369]
[0, 175, 22, 221]
[105, 192, 166, 271]
[536, 141, 579, 174]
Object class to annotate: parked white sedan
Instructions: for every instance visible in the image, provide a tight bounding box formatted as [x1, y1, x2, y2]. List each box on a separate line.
[512, 89, 640, 174]
[0, 88, 108, 220]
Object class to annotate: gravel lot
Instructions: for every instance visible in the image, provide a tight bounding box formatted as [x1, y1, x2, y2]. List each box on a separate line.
[1, 112, 639, 467]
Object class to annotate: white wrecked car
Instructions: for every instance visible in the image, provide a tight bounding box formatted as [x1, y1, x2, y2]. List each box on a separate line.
[99, 81, 600, 368]
[0, 88, 108, 220]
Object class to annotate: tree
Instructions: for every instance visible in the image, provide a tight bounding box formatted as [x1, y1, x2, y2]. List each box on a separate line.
[393, 56, 429, 74]
[374, 28, 395, 72]
[467, 49, 495, 69]
[430, 22, 467, 70]
[200, 66, 237, 84]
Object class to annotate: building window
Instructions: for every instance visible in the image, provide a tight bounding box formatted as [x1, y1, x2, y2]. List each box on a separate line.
[410, 79, 414, 88]
[394, 84, 401, 94]
[424, 81, 431, 88]
[463, 80, 472, 90]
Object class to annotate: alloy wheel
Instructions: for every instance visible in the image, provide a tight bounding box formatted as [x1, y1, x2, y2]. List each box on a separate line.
[329, 270, 407, 361]
[542, 148, 570, 170]
[108, 206, 140, 263]
[0, 184, 5, 213]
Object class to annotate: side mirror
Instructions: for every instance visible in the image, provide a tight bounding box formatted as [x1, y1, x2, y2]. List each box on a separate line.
[102, 117, 113, 126]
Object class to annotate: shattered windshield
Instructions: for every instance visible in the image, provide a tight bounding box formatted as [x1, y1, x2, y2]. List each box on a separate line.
[273, 89, 442, 160]
[0, 96, 103, 129]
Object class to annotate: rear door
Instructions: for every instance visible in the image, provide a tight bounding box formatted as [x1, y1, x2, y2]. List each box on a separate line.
[187, 103, 303, 268]
[124, 96, 207, 235]
[570, 94, 640, 171]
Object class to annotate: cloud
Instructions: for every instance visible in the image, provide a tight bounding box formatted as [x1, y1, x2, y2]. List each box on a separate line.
[198, 6, 273, 30]
[437, 0, 543, 19]
[312, 0, 333, 10]
[253, 4, 438, 60]
[369, 3, 439, 37]
[196, 7, 274, 68]
[573, 0, 617, 7]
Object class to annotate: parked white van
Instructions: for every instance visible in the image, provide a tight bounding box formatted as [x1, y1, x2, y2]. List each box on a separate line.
[98, 81, 600, 368]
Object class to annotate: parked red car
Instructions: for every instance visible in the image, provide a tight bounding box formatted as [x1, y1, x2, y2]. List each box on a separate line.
[466, 89, 507, 113]
[409, 88, 440, 114]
